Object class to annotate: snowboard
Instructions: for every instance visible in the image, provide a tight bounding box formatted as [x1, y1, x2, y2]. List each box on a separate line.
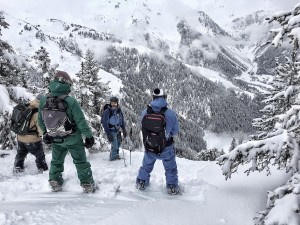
[135, 185, 183, 198]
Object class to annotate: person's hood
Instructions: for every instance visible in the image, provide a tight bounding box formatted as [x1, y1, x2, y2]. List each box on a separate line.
[150, 97, 168, 112]
[49, 80, 71, 96]
[28, 99, 39, 109]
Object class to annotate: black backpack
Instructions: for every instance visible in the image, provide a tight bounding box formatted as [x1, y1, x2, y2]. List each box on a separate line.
[11, 103, 38, 135]
[142, 105, 168, 154]
[41, 94, 74, 138]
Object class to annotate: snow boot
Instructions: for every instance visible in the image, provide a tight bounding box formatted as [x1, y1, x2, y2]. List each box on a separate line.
[37, 162, 48, 174]
[136, 179, 146, 190]
[81, 183, 98, 193]
[13, 167, 24, 175]
[37, 160, 48, 173]
[37, 168, 44, 174]
[167, 184, 181, 195]
[49, 180, 62, 192]
[116, 155, 122, 160]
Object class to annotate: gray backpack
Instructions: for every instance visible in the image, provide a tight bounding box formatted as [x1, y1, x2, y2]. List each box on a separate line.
[41, 94, 74, 138]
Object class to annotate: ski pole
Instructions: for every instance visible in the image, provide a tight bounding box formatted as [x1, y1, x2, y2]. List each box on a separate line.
[121, 141, 127, 167]
[127, 137, 132, 165]
[129, 128, 133, 165]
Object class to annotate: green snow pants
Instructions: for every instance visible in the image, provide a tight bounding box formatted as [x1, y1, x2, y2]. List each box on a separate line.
[49, 141, 94, 185]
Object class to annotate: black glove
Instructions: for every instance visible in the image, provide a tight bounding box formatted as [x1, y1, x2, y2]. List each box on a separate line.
[43, 133, 53, 144]
[166, 136, 174, 145]
[122, 129, 127, 138]
[84, 136, 95, 148]
[107, 133, 114, 142]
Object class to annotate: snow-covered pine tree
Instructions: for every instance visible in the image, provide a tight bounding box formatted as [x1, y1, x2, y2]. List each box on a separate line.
[197, 147, 224, 161]
[18, 69, 30, 88]
[0, 14, 30, 149]
[33, 46, 51, 73]
[32, 46, 51, 89]
[76, 50, 96, 112]
[0, 111, 16, 150]
[0, 14, 15, 87]
[228, 137, 237, 152]
[48, 63, 59, 80]
[250, 57, 296, 142]
[76, 49, 110, 152]
[218, 3, 300, 224]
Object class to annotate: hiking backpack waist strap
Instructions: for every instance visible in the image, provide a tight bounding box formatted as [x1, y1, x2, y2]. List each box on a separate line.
[109, 124, 120, 130]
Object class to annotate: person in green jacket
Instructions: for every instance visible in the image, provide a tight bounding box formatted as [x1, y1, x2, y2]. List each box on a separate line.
[38, 71, 96, 193]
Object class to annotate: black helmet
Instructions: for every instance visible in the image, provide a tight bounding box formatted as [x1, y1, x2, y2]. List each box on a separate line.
[110, 96, 119, 103]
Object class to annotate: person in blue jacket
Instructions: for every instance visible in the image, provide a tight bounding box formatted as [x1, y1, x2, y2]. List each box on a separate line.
[136, 88, 180, 195]
[102, 96, 127, 161]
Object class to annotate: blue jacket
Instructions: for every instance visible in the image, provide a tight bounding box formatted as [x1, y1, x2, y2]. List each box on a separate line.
[102, 106, 126, 134]
[141, 97, 179, 139]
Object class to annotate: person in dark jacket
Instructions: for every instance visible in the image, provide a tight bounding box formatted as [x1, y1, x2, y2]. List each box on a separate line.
[102, 96, 127, 161]
[136, 88, 180, 195]
[13, 94, 48, 174]
[38, 71, 96, 193]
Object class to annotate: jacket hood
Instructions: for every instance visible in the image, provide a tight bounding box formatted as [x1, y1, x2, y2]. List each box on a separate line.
[28, 99, 39, 109]
[150, 97, 168, 112]
[49, 80, 71, 96]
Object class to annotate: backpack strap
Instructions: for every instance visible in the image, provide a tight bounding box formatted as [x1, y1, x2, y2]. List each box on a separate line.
[58, 94, 69, 100]
[160, 107, 168, 114]
[108, 106, 122, 118]
[108, 107, 113, 119]
[28, 108, 39, 136]
[60, 95, 77, 130]
[58, 94, 69, 110]
[107, 107, 123, 131]
[147, 105, 168, 114]
[146, 105, 154, 114]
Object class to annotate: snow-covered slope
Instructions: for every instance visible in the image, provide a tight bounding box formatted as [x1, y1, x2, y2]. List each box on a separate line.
[0, 1, 275, 92]
[0, 148, 289, 225]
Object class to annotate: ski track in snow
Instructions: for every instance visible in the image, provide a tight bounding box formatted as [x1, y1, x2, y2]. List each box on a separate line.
[0, 149, 289, 225]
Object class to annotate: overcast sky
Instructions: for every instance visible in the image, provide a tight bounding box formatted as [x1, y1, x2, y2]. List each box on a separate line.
[194, 0, 300, 26]
[0, 0, 299, 27]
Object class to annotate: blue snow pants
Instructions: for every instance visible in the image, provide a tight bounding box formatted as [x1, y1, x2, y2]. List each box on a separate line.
[110, 131, 121, 160]
[137, 145, 179, 188]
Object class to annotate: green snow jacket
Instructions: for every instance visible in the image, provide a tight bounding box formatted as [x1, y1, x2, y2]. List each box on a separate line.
[37, 80, 93, 145]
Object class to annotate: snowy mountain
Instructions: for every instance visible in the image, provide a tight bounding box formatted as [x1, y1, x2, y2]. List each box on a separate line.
[230, 10, 290, 76]
[0, 5, 267, 155]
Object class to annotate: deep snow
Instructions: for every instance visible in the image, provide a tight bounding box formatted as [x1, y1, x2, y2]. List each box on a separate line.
[0, 147, 289, 225]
